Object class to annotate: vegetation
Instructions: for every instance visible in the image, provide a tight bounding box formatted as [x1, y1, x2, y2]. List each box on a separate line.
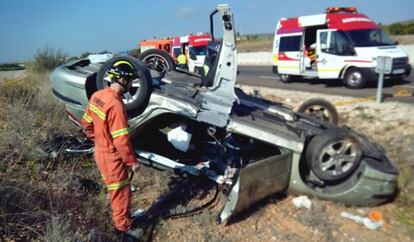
[236, 33, 274, 52]
[382, 21, 414, 35]
[31, 46, 69, 73]
[128, 48, 141, 58]
[0, 63, 25, 72]
[79, 51, 93, 59]
[0, 70, 116, 240]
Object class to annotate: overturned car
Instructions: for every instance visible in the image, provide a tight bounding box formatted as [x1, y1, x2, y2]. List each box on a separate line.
[50, 4, 398, 222]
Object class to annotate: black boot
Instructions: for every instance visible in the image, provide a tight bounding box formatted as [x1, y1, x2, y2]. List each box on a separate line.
[114, 227, 144, 242]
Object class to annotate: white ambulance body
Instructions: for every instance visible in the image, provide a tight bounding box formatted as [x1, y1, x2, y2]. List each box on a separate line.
[272, 7, 411, 88]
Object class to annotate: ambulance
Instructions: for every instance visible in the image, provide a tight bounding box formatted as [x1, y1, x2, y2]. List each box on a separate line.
[172, 33, 211, 73]
[272, 7, 411, 88]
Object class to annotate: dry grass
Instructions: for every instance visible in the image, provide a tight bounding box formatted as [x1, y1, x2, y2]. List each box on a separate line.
[237, 38, 273, 52]
[0, 71, 117, 241]
[392, 35, 414, 45]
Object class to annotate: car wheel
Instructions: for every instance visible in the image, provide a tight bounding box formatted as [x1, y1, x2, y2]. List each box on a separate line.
[343, 67, 366, 88]
[279, 74, 292, 83]
[306, 129, 362, 182]
[138, 49, 175, 78]
[96, 55, 152, 115]
[297, 98, 339, 125]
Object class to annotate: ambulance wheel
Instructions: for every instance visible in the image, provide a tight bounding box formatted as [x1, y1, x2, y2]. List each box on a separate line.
[297, 98, 339, 125]
[390, 77, 404, 84]
[139, 49, 175, 78]
[96, 56, 153, 116]
[306, 128, 362, 183]
[343, 67, 366, 88]
[279, 74, 293, 83]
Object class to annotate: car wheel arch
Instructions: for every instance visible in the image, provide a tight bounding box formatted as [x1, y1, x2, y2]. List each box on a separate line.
[85, 72, 97, 100]
[339, 65, 352, 79]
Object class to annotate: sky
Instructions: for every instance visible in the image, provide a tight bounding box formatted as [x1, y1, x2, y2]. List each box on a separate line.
[0, 0, 413, 63]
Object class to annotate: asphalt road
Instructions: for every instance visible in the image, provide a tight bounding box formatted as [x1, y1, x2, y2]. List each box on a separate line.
[237, 65, 414, 104]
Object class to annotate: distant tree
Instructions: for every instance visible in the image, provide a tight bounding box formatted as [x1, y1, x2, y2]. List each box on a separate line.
[389, 23, 405, 35]
[249, 34, 258, 40]
[33, 46, 69, 73]
[99, 50, 111, 54]
[80, 51, 92, 58]
[407, 23, 414, 35]
[0, 62, 25, 71]
[128, 48, 141, 58]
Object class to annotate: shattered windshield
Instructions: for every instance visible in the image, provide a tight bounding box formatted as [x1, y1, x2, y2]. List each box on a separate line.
[345, 29, 395, 47]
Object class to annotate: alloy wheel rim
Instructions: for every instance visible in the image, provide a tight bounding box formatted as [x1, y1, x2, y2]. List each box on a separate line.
[103, 71, 141, 105]
[317, 139, 360, 177]
[348, 72, 362, 86]
[142, 54, 170, 74]
[304, 105, 331, 122]
[281, 74, 289, 81]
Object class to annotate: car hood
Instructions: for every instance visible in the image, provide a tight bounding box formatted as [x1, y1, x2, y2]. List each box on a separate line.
[354, 46, 408, 60]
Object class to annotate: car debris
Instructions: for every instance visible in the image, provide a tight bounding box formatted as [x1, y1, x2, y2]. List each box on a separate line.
[36, 133, 94, 159]
[292, 195, 312, 209]
[340, 211, 384, 230]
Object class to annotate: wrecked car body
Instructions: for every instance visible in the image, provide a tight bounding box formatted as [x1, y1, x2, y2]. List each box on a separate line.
[50, 4, 398, 223]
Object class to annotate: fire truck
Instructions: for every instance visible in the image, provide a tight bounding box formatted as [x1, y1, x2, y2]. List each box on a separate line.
[272, 7, 411, 88]
[139, 33, 211, 74]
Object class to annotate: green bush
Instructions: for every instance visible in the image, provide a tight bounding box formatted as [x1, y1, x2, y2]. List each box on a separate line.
[79, 51, 92, 59]
[382, 21, 414, 35]
[0, 63, 25, 71]
[32, 47, 69, 73]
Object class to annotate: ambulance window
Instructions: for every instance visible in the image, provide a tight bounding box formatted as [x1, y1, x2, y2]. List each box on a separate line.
[320, 32, 328, 52]
[173, 48, 181, 58]
[279, 36, 301, 52]
[320, 31, 354, 56]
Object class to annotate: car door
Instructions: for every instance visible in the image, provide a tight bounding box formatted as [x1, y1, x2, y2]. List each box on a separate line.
[316, 29, 344, 79]
[277, 34, 302, 75]
[219, 148, 292, 222]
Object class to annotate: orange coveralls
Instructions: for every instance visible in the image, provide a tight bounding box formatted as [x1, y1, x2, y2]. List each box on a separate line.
[81, 87, 137, 232]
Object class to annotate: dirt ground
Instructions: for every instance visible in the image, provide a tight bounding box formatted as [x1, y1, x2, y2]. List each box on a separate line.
[129, 85, 414, 242]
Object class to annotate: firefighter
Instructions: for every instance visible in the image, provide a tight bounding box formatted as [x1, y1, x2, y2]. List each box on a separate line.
[177, 52, 188, 70]
[81, 60, 142, 239]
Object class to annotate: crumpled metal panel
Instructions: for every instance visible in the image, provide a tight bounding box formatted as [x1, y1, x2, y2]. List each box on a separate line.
[219, 149, 292, 222]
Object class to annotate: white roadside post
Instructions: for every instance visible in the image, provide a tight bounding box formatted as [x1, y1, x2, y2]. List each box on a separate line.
[375, 56, 392, 104]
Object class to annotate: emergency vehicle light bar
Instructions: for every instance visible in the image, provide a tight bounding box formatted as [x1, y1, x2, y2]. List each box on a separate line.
[326, 7, 357, 14]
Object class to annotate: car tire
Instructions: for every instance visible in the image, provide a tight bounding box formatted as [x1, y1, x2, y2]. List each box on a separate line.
[138, 49, 175, 78]
[297, 98, 339, 125]
[279, 74, 292, 83]
[306, 128, 362, 183]
[343, 67, 366, 88]
[96, 55, 152, 116]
